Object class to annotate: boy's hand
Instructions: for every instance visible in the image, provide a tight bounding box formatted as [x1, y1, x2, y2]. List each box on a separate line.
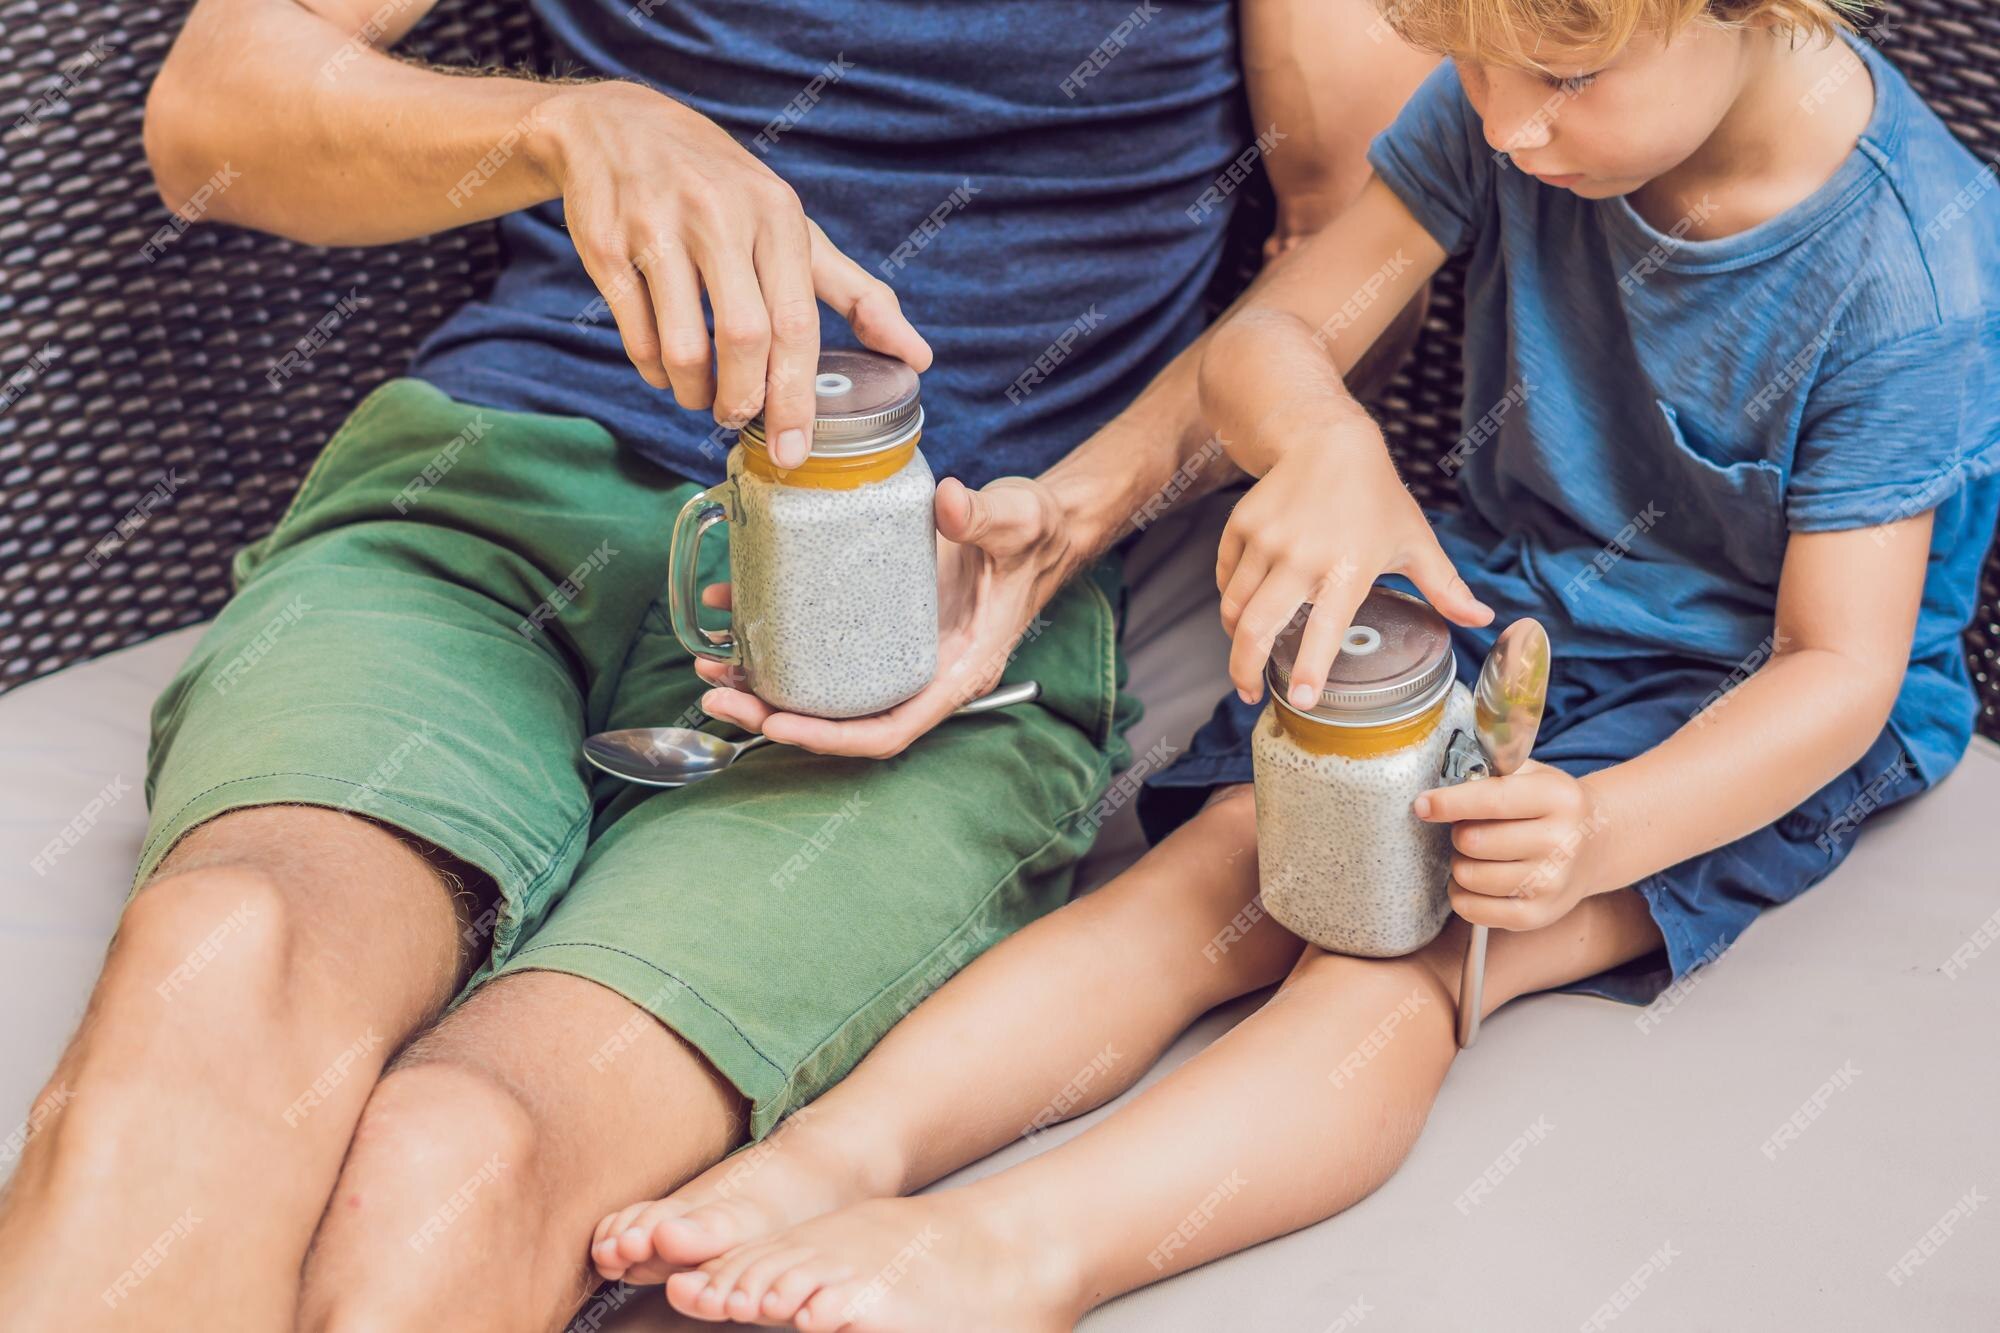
[1216, 414, 1491, 706]
[1414, 762, 1607, 931]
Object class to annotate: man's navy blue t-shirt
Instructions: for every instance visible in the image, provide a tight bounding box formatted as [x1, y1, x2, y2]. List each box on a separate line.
[409, 0, 1250, 489]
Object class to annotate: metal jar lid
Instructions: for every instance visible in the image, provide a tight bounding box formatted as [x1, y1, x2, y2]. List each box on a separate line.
[1266, 587, 1456, 727]
[739, 348, 924, 458]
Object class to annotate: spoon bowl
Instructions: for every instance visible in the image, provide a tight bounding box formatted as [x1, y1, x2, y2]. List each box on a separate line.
[583, 680, 1042, 787]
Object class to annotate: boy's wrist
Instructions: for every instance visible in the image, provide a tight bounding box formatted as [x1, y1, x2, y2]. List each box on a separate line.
[1234, 394, 1382, 478]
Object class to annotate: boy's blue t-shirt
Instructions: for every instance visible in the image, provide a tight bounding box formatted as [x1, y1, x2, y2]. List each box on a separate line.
[408, 0, 1249, 493]
[1368, 36, 2000, 783]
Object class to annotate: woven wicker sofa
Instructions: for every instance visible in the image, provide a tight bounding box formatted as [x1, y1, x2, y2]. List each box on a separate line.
[2, 2, 1996, 1329]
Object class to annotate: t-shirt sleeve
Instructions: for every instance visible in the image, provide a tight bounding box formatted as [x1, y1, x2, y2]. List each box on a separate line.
[1787, 314, 2000, 531]
[1365, 63, 1496, 257]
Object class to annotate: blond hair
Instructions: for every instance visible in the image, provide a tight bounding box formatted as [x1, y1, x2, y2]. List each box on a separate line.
[1378, 0, 1868, 68]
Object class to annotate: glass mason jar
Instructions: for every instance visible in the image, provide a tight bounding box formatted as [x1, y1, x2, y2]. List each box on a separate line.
[668, 350, 938, 719]
[1252, 588, 1474, 957]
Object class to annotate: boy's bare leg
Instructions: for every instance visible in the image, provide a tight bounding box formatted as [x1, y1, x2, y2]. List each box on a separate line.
[669, 849, 1662, 1329]
[0, 806, 480, 1332]
[592, 787, 1301, 1304]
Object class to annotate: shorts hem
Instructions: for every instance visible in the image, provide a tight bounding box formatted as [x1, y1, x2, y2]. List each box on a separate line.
[493, 940, 790, 1124]
[133, 771, 584, 980]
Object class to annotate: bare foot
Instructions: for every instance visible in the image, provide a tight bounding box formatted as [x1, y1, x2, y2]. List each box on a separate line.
[664, 1192, 1082, 1331]
[591, 1107, 902, 1287]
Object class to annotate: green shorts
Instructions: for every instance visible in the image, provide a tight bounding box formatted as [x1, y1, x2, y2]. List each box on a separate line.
[140, 378, 1137, 1135]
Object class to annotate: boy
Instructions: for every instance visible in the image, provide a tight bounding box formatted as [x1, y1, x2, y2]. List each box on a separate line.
[591, 1, 1999, 1326]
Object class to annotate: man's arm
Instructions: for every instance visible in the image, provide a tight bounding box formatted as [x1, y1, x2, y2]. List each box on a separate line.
[145, 0, 928, 465]
[1242, 0, 1438, 256]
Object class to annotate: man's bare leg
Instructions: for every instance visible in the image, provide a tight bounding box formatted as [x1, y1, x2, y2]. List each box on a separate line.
[644, 795, 1662, 1328]
[0, 806, 480, 1332]
[590, 788, 1299, 1309]
[294, 968, 746, 1332]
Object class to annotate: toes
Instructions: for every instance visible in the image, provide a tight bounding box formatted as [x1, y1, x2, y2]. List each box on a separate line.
[666, 1239, 783, 1322]
[764, 1257, 855, 1325]
[797, 1277, 869, 1332]
[726, 1246, 814, 1324]
[691, 1241, 776, 1322]
[592, 1200, 663, 1276]
[648, 1201, 749, 1266]
[664, 1269, 715, 1319]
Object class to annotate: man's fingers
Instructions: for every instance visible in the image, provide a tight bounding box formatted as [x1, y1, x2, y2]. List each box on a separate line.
[760, 688, 946, 758]
[755, 210, 821, 468]
[699, 685, 775, 733]
[578, 240, 673, 393]
[698, 242, 772, 436]
[809, 220, 932, 371]
[1401, 536, 1493, 628]
[935, 478, 1050, 557]
[692, 656, 748, 689]
[699, 582, 733, 611]
[638, 241, 715, 409]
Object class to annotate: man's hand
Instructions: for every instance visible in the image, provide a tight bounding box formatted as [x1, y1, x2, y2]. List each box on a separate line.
[534, 83, 933, 466]
[1414, 761, 1607, 932]
[1214, 407, 1491, 707]
[693, 476, 1075, 757]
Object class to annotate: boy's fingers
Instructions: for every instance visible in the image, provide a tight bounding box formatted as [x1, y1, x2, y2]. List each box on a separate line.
[1218, 546, 1271, 639]
[1228, 574, 1311, 702]
[1402, 536, 1493, 628]
[1284, 588, 1367, 709]
[1415, 773, 1548, 823]
[1450, 854, 1527, 898]
[1450, 818, 1550, 862]
[1449, 881, 1540, 931]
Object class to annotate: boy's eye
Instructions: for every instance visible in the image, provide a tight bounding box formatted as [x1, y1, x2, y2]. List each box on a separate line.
[1543, 72, 1599, 94]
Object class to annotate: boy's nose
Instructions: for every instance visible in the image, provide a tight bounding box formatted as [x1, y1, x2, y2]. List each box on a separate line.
[1477, 76, 1559, 157]
[1485, 101, 1555, 156]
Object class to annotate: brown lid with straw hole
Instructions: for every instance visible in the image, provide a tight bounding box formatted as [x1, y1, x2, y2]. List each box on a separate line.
[1266, 586, 1456, 726]
[738, 349, 923, 458]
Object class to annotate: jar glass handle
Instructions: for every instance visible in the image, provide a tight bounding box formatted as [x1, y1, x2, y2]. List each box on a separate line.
[667, 481, 741, 665]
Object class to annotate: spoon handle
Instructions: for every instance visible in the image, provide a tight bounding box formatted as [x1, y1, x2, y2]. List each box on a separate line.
[1456, 925, 1489, 1048]
[954, 680, 1041, 714]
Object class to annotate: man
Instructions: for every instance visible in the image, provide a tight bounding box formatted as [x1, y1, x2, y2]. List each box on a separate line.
[0, 0, 1433, 1327]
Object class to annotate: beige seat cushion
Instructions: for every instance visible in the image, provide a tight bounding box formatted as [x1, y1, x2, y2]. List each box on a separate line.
[3, 491, 1993, 1328]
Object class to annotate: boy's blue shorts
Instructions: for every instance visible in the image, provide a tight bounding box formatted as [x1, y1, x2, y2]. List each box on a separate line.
[1137, 619, 1928, 1005]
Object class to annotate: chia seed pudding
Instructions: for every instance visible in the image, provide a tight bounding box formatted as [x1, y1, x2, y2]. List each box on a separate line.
[727, 446, 938, 718]
[1253, 681, 1473, 955]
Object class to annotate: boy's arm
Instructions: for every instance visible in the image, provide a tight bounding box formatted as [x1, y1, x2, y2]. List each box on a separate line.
[1196, 179, 1490, 704]
[1242, 0, 1438, 255]
[700, 177, 1476, 756]
[1420, 514, 1933, 931]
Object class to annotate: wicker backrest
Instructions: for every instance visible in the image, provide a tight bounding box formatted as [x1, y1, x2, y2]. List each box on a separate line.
[1, 0, 1995, 740]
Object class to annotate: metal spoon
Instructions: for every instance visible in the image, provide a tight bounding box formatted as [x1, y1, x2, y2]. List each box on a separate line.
[1455, 619, 1551, 1049]
[582, 680, 1043, 788]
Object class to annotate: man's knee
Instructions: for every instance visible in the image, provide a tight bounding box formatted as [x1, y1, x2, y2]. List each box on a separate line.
[113, 863, 294, 1007]
[341, 1061, 540, 1220]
